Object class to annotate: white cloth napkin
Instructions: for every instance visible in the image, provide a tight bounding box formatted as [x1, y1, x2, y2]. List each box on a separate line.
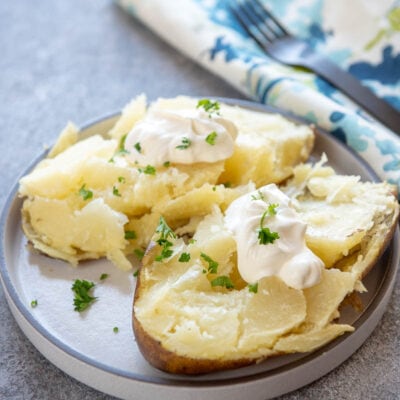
[117, 0, 400, 192]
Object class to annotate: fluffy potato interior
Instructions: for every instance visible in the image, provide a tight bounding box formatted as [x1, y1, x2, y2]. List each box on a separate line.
[133, 163, 399, 373]
[19, 95, 315, 270]
[283, 159, 399, 274]
[134, 207, 357, 368]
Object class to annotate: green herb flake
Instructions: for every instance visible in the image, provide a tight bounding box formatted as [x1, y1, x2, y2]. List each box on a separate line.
[134, 248, 145, 260]
[200, 252, 218, 274]
[176, 137, 191, 150]
[112, 134, 130, 159]
[138, 165, 156, 175]
[258, 226, 280, 245]
[267, 203, 279, 216]
[113, 186, 122, 197]
[118, 134, 129, 153]
[222, 182, 232, 188]
[124, 230, 137, 240]
[178, 252, 191, 262]
[205, 131, 218, 145]
[211, 275, 234, 289]
[251, 190, 265, 201]
[156, 216, 176, 240]
[163, 161, 171, 167]
[30, 299, 38, 308]
[155, 239, 174, 261]
[118, 176, 126, 183]
[134, 142, 142, 153]
[71, 279, 97, 312]
[113, 326, 119, 333]
[78, 184, 93, 201]
[118, 148, 128, 155]
[133, 269, 140, 277]
[99, 273, 109, 281]
[248, 282, 259, 293]
[257, 204, 280, 245]
[196, 99, 220, 116]
[154, 217, 177, 262]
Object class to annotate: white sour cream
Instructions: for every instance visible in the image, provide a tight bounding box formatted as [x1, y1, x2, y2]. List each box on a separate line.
[125, 108, 237, 166]
[225, 184, 323, 290]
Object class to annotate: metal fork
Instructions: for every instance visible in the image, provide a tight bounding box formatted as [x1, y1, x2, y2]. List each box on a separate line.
[231, 0, 400, 133]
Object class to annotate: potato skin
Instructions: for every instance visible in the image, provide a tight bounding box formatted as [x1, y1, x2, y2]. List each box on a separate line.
[132, 186, 400, 375]
[132, 242, 255, 375]
[132, 241, 259, 375]
[359, 207, 399, 279]
[132, 311, 255, 375]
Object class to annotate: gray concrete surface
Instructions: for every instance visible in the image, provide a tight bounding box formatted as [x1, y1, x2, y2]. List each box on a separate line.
[1, 1, 399, 399]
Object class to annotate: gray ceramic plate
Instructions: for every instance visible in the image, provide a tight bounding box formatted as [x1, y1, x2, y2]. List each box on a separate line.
[1, 99, 399, 400]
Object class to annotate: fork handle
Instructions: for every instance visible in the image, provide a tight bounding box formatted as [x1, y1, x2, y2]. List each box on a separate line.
[303, 55, 400, 133]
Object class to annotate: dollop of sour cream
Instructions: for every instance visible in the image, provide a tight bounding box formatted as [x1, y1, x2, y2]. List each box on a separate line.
[225, 184, 323, 290]
[125, 108, 238, 166]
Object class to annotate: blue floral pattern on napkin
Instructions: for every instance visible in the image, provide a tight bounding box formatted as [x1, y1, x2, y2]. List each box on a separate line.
[117, 0, 400, 191]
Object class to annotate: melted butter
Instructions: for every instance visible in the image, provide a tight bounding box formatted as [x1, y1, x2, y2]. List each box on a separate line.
[125, 108, 237, 166]
[225, 184, 323, 290]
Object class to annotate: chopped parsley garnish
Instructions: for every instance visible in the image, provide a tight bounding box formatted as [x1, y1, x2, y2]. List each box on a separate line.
[134, 142, 142, 153]
[200, 252, 218, 274]
[118, 134, 129, 155]
[155, 240, 174, 261]
[258, 227, 280, 245]
[176, 137, 191, 150]
[118, 176, 126, 183]
[112, 186, 121, 197]
[205, 131, 218, 145]
[257, 204, 280, 245]
[267, 203, 279, 216]
[133, 269, 140, 277]
[196, 99, 220, 116]
[99, 273, 109, 281]
[154, 217, 176, 262]
[211, 275, 234, 289]
[124, 230, 137, 240]
[222, 182, 232, 188]
[134, 248, 144, 260]
[109, 135, 129, 162]
[251, 190, 265, 201]
[30, 299, 38, 308]
[71, 279, 97, 312]
[155, 216, 176, 240]
[138, 165, 156, 175]
[163, 161, 171, 167]
[248, 282, 259, 293]
[113, 326, 119, 333]
[78, 184, 93, 201]
[178, 252, 191, 262]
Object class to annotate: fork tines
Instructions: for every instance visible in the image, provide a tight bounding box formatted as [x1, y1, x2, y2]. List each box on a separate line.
[231, 0, 289, 46]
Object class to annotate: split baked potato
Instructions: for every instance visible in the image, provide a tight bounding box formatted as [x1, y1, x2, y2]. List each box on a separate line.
[17, 94, 399, 376]
[132, 159, 399, 374]
[18, 95, 314, 270]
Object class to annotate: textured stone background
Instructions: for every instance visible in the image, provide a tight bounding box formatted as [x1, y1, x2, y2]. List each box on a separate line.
[1, 1, 399, 399]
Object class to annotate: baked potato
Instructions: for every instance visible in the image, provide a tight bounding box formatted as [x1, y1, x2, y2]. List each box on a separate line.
[19, 95, 315, 270]
[132, 159, 399, 374]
